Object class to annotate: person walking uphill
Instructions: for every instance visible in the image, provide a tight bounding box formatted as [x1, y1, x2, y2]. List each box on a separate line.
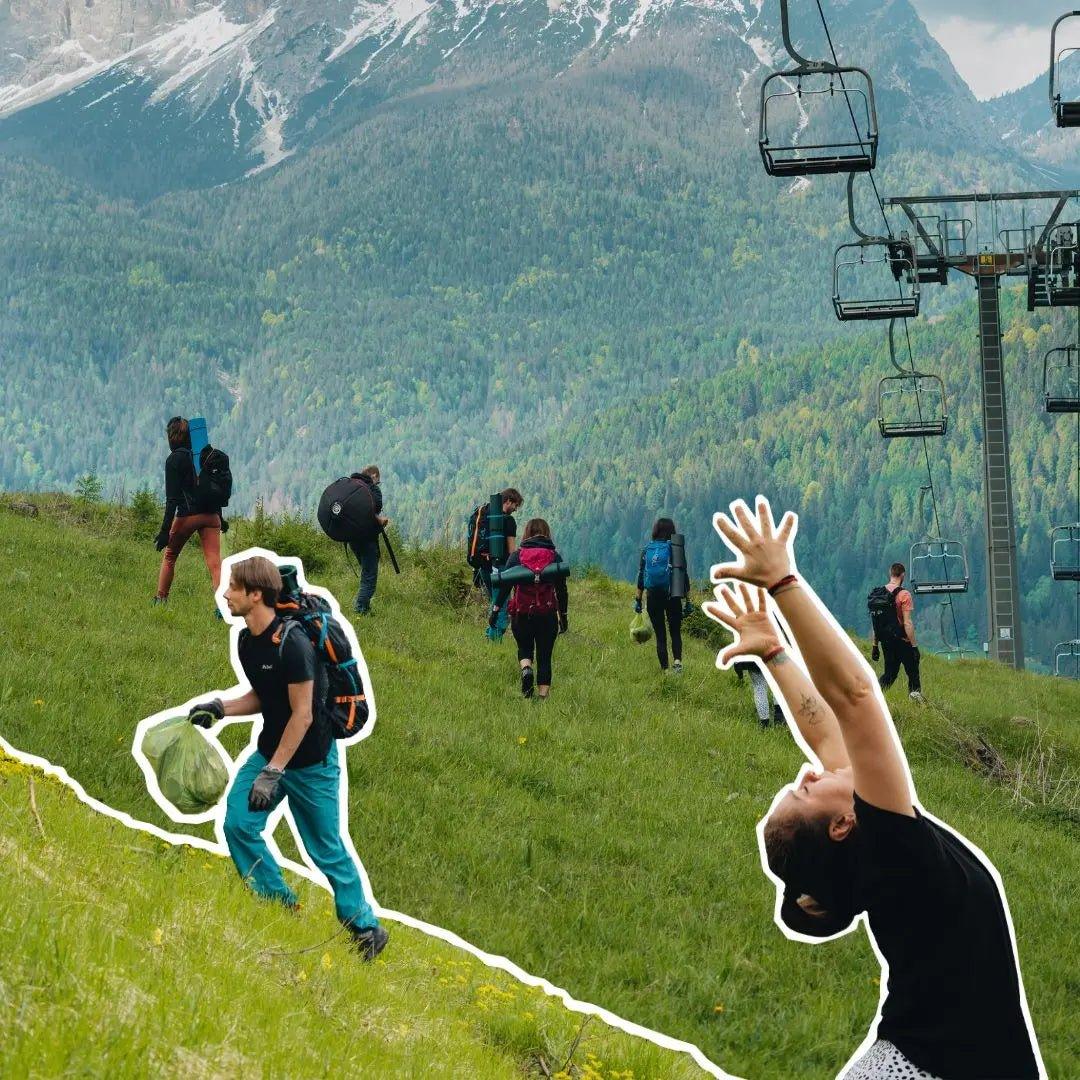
[348, 466, 389, 616]
[187, 557, 388, 960]
[154, 416, 225, 606]
[635, 518, 693, 674]
[869, 562, 924, 704]
[491, 519, 568, 699]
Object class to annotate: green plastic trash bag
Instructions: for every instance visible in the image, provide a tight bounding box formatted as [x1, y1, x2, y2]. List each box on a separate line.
[630, 612, 652, 644]
[144, 718, 229, 814]
[142, 715, 188, 774]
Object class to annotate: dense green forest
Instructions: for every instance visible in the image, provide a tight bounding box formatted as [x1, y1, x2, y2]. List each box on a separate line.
[1, 22, 1075, 670]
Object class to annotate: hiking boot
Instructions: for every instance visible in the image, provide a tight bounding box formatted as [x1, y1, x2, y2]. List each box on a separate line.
[354, 605, 371, 616]
[151, 596, 167, 606]
[773, 704, 785, 725]
[909, 691, 926, 705]
[672, 660, 683, 675]
[349, 923, 389, 962]
[521, 666, 534, 698]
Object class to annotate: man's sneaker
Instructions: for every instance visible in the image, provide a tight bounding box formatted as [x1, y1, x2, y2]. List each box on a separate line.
[672, 660, 683, 675]
[521, 666, 534, 698]
[909, 691, 926, 705]
[349, 924, 389, 962]
[354, 606, 371, 616]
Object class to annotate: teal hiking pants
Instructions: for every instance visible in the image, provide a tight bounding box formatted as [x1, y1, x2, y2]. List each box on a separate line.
[223, 743, 378, 930]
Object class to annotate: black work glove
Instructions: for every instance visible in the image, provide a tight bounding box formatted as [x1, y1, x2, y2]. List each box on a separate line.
[871, 645, 880, 662]
[488, 607, 499, 629]
[154, 529, 170, 552]
[682, 599, 694, 617]
[219, 515, 229, 534]
[248, 766, 284, 812]
[633, 598, 642, 614]
[188, 698, 224, 728]
[558, 613, 568, 635]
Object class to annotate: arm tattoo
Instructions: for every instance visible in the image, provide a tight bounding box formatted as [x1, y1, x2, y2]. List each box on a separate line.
[770, 651, 789, 666]
[799, 692, 823, 726]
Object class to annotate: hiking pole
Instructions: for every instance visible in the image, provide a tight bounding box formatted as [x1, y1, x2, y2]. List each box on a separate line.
[380, 529, 401, 574]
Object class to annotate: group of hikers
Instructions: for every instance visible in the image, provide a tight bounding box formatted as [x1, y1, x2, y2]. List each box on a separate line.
[148, 418, 1040, 1078]
[152, 419, 927, 710]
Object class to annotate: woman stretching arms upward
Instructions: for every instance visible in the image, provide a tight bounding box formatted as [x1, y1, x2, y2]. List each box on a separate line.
[705, 499, 1042, 1080]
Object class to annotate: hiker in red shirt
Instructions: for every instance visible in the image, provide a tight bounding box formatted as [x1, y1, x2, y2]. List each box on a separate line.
[869, 562, 924, 704]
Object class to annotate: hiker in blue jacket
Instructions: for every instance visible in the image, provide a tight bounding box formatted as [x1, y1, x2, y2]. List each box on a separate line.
[634, 518, 693, 674]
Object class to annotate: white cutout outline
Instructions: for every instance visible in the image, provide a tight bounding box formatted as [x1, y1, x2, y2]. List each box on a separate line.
[1, 545, 740, 1080]
[704, 499, 1048, 1080]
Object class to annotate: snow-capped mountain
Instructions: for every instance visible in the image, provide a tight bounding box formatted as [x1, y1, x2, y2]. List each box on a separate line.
[0, 0, 1048, 199]
[986, 52, 1080, 184]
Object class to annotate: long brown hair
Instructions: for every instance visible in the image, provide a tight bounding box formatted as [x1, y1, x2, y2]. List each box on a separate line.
[166, 416, 191, 451]
[523, 518, 551, 541]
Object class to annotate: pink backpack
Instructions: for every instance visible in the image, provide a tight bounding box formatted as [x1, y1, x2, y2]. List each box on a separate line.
[508, 546, 559, 616]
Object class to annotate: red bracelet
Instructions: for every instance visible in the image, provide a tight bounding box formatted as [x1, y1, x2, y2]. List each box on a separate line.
[767, 574, 798, 596]
[763, 646, 785, 665]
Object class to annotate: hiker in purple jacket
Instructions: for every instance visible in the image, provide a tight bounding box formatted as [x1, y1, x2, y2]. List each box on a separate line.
[490, 518, 568, 700]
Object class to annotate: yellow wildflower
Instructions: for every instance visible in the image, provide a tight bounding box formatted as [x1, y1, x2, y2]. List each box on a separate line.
[33, 699, 44, 706]
[713, 1003, 725, 1014]
[152, 927, 164, 946]
[321, 952, 333, 971]
[517, 735, 527, 745]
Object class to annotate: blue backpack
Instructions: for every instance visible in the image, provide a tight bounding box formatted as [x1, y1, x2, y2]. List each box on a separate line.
[642, 540, 672, 590]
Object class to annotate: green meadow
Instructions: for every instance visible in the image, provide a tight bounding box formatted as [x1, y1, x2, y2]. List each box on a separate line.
[0, 495, 1077, 1079]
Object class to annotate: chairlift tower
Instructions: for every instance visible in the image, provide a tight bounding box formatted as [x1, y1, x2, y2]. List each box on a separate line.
[882, 190, 1080, 669]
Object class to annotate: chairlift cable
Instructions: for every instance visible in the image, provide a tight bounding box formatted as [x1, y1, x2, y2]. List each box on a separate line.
[813, 0, 892, 238]
[814, 0, 963, 653]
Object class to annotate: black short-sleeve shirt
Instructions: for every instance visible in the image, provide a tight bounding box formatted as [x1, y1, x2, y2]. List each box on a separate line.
[853, 794, 1038, 1079]
[239, 617, 331, 769]
[504, 514, 517, 541]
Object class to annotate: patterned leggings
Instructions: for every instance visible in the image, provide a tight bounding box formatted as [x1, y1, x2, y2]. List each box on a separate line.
[842, 1040, 943, 1079]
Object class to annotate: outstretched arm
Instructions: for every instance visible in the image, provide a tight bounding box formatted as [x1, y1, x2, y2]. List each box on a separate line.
[712, 500, 914, 816]
[706, 585, 849, 772]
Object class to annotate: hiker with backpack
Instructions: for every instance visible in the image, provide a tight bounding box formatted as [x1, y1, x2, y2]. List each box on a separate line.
[467, 488, 523, 638]
[347, 466, 389, 616]
[490, 518, 568, 699]
[634, 518, 693, 674]
[734, 660, 785, 728]
[187, 555, 387, 960]
[153, 416, 232, 605]
[868, 562, 924, 704]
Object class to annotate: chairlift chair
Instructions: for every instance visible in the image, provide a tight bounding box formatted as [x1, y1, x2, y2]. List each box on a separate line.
[833, 238, 920, 321]
[1043, 345, 1080, 412]
[1053, 639, 1080, 677]
[759, 68, 879, 177]
[878, 373, 948, 437]
[1028, 223, 1080, 308]
[1050, 523, 1080, 580]
[1050, 12, 1080, 127]
[909, 540, 969, 595]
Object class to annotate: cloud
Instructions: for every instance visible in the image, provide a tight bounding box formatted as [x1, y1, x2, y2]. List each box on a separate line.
[910, 1, 1068, 27]
[916, 14, 1058, 99]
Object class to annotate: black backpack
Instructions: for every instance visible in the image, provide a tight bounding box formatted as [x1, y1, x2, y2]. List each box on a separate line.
[867, 585, 904, 642]
[274, 588, 369, 740]
[183, 445, 232, 513]
[318, 476, 380, 544]
[466, 504, 490, 568]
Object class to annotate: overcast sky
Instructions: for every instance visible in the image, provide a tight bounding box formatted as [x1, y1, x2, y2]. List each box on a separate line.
[909, 1, 1072, 99]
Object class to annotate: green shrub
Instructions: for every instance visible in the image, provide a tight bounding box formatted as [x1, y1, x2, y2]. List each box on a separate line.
[230, 498, 335, 574]
[128, 487, 162, 539]
[412, 545, 474, 609]
[75, 473, 103, 504]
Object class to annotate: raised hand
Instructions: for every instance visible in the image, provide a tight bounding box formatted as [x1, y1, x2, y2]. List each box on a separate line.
[704, 584, 783, 667]
[710, 498, 797, 589]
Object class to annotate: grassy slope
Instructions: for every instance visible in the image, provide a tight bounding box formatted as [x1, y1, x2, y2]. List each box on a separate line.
[0, 497, 1077, 1079]
[0, 753, 705, 1080]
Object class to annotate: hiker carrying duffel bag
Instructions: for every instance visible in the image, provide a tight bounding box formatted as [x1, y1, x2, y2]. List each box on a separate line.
[272, 569, 370, 739]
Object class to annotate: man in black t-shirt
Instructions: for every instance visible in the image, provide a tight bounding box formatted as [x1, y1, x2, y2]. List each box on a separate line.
[188, 556, 387, 960]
